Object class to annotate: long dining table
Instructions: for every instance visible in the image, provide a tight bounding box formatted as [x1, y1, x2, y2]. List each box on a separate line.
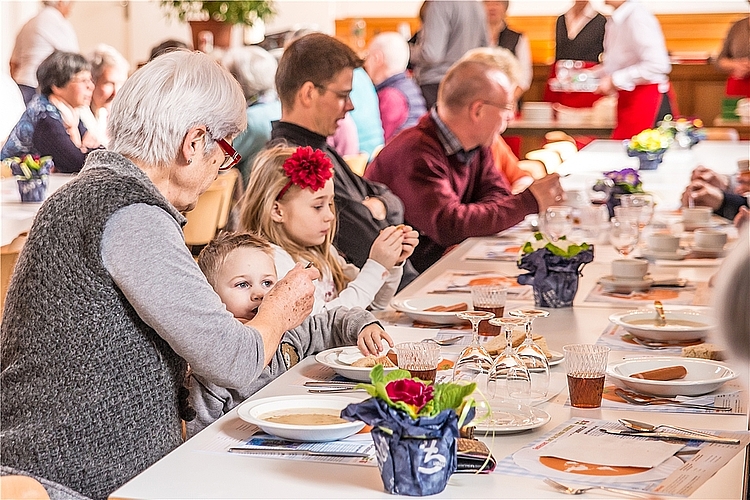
[110, 218, 749, 498]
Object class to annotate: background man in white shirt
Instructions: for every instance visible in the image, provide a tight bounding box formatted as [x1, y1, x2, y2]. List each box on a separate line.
[595, 0, 674, 140]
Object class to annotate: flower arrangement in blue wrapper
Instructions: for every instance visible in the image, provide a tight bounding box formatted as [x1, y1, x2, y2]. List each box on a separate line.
[594, 168, 645, 217]
[341, 366, 476, 496]
[3, 155, 54, 202]
[517, 232, 594, 308]
[624, 128, 672, 171]
[658, 114, 705, 149]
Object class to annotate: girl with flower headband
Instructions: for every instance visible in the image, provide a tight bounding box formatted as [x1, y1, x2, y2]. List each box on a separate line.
[240, 145, 419, 314]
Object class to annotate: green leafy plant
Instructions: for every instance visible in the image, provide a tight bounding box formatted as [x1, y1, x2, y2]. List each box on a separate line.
[160, 1, 275, 26]
[358, 365, 475, 421]
[520, 231, 592, 259]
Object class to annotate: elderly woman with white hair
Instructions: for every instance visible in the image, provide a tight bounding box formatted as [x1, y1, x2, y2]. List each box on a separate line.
[0, 50, 317, 499]
[80, 44, 130, 147]
[223, 45, 281, 186]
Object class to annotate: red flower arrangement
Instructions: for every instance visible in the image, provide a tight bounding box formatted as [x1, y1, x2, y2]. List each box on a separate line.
[385, 378, 435, 413]
[276, 146, 334, 200]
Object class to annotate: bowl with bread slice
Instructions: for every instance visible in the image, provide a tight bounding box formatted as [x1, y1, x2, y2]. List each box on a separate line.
[390, 295, 471, 325]
[607, 356, 737, 396]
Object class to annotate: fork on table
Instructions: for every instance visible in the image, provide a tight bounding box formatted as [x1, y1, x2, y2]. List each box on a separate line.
[543, 478, 652, 498]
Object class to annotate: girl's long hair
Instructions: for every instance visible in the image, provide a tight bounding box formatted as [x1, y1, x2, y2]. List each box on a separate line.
[239, 144, 350, 292]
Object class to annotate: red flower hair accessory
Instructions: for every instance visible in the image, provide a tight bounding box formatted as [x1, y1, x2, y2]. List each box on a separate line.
[276, 146, 334, 200]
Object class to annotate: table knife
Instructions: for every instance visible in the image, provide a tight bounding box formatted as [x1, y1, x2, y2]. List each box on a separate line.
[229, 447, 370, 458]
[602, 428, 740, 444]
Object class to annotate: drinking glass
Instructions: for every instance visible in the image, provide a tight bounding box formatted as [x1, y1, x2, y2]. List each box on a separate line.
[508, 308, 550, 400]
[610, 217, 639, 257]
[620, 194, 655, 229]
[542, 206, 573, 242]
[453, 311, 495, 383]
[486, 317, 531, 402]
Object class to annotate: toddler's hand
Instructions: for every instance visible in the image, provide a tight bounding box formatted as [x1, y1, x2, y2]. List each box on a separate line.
[369, 226, 404, 269]
[357, 324, 394, 356]
[397, 225, 419, 264]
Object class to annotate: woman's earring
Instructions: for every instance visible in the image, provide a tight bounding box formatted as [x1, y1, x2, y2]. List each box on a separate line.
[187, 158, 192, 165]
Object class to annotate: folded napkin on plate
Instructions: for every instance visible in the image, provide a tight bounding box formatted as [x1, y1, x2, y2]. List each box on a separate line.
[540, 432, 684, 468]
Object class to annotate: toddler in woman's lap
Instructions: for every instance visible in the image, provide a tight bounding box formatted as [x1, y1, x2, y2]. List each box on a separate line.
[186, 231, 392, 438]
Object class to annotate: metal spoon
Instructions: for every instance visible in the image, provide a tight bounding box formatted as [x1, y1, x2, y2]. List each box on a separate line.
[422, 335, 463, 346]
[619, 418, 729, 440]
[654, 300, 667, 326]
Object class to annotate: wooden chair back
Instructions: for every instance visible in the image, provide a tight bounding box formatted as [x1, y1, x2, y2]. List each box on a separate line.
[182, 169, 238, 247]
[1, 233, 27, 318]
[703, 127, 739, 141]
[343, 153, 369, 177]
[543, 141, 578, 161]
[525, 149, 563, 174]
[517, 159, 548, 180]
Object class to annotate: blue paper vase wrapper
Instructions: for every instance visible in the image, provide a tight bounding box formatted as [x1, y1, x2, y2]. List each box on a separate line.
[625, 144, 666, 171]
[16, 177, 48, 202]
[341, 398, 474, 496]
[517, 247, 594, 308]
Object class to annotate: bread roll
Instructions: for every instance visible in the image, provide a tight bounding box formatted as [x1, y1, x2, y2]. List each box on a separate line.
[682, 343, 725, 361]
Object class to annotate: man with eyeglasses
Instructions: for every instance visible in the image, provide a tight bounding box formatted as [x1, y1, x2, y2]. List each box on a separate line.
[366, 59, 564, 272]
[268, 32, 418, 289]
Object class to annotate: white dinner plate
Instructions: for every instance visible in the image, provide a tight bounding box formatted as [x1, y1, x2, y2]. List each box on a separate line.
[470, 400, 551, 435]
[608, 308, 714, 342]
[607, 357, 737, 397]
[546, 350, 564, 369]
[390, 295, 472, 325]
[598, 276, 654, 293]
[315, 346, 398, 382]
[236, 395, 365, 442]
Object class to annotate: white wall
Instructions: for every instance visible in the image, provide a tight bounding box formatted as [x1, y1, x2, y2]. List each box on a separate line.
[2, 0, 748, 74]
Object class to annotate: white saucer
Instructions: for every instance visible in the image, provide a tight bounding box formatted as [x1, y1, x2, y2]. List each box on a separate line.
[690, 245, 725, 258]
[599, 275, 653, 293]
[640, 248, 691, 261]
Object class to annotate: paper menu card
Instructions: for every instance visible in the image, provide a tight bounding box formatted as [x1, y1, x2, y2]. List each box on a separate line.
[496, 418, 750, 497]
[419, 270, 533, 300]
[583, 281, 709, 307]
[461, 240, 523, 262]
[540, 432, 684, 468]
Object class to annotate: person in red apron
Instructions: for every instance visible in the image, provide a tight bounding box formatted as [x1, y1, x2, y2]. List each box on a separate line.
[595, 0, 676, 140]
[717, 14, 750, 98]
[544, 1, 606, 109]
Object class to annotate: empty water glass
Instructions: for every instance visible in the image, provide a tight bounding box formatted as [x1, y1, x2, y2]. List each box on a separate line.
[610, 217, 639, 257]
[453, 311, 494, 383]
[508, 308, 550, 400]
[542, 206, 573, 242]
[486, 317, 531, 402]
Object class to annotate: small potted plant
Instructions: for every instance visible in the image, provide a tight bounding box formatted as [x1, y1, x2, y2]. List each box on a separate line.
[517, 232, 594, 308]
[3, 155, 54, 202]
[341, 366, 476, 496]
[160, 1, 276, 49]
[595, 167, 645, 217]
[624, 128, 672, 170]
[658, 114, 706, 149]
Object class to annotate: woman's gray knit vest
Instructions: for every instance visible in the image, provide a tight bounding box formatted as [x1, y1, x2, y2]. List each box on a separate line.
[1, 151, 187, 499]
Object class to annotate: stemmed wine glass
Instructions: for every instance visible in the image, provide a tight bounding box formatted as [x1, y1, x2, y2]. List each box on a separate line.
[486, 317, 531, 402]
[610, 217, 639, 257]
[542, 206, 573, 242]
[620, 194, 655, 229]
[508, 308, 550, 401]
[453, 311, 495, 383]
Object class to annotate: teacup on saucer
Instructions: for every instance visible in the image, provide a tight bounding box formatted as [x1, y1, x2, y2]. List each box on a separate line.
[646, 233, 680, 254]
[611, 259, 648, 280]
[693, 228, 727, 251]
[599, 276, 654, 293]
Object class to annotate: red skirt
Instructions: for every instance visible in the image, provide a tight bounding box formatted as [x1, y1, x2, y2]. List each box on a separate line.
[611, 83, 677, 140]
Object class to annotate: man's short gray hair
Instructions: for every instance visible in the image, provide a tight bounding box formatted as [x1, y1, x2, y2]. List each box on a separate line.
[460, 47, 521, 90]
[369, 32, 410, 76]
[88, 44, 130, 83]
[222, 46, 277, 104]
[108, 50, 246, 168]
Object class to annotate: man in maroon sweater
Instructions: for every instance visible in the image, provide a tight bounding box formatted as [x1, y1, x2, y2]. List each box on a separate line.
[366, 59, 563, 272]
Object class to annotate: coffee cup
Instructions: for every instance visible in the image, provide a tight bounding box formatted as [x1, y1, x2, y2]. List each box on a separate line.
[693, 228, 727, 250]
[611, 259, 648, 280]
[681, 207, 712, 227]
[646, 232, 680, 253]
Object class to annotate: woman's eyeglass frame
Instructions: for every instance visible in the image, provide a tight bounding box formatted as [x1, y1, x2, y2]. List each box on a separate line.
[206, 127, 241, 171]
